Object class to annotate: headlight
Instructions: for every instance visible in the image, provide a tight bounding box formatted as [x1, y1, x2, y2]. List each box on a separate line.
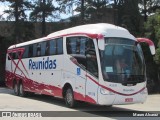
[100, 87, 115, 95]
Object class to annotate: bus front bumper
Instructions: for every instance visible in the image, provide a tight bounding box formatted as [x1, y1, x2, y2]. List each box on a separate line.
[97, 87, 148, 105]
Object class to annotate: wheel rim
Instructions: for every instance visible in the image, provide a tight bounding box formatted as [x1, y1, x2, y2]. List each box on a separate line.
[14, 84, 18, 94]
[19, 84, 23, 95]
[66, 89, 73, 105]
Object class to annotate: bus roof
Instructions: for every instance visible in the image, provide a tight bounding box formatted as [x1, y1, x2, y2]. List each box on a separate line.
[47, 23, 131, 38]
[8, 23, 135, 49]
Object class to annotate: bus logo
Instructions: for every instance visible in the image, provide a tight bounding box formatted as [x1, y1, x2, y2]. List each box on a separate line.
[29, 57, 56, 70]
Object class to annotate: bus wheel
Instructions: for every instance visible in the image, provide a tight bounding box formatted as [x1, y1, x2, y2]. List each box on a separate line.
[65, 88, 75, 108]
[19, 82, 26, 97]
[13, 82, 19, 96]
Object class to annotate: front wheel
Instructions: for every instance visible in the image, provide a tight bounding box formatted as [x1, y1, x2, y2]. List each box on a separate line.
[65, 88, 76, 108]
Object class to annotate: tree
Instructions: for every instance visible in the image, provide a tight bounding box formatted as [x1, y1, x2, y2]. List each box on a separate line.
[57, 0, 95, 24]
[112, 0, 143, 36]
[30, 0, 59, 36]
[56, 0, 82, 23]
[66, 0, 111, 24]
[1, 0, 32, 43]
[139, 0, 160, 21]
[149, 11, 160, 64]
[144, 10, 160, 92]
[81, 0, 85, 22]
[84, 0, 109, 22]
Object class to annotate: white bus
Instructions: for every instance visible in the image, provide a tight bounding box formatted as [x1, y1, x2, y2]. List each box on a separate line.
[5, 23, 155, 107]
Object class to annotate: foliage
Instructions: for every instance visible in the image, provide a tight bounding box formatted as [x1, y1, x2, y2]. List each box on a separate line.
[154, 48, 160, 64]
[84, 0, 109, 21]
[56, 0, 84, 23]
[56, 0, 80, 14]
[0, 0, 33, 43]
[3, 0, 32, 21]
[30, 0, 59, 36]
[112, 0, 144, 36]
[144, 10, 160, 54]
[139, 0, 160, 21]
[143, 10, 160, 92]
[30, 0, 59, 21]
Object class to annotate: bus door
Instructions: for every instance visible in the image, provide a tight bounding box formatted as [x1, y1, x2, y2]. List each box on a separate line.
[85, 39, 99, 103]
[66, 36, 87, 101]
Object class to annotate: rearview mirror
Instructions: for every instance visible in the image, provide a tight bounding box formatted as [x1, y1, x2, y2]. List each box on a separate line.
[137, 38, 155, 55]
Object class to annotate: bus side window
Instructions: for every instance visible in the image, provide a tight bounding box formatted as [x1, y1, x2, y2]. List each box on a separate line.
[49, 40, 56, 55]
[66, 38, 72, 54]
[36, 43, 41, 57]
[66, 37, 88, 69]
[66, 37, 76, 54]
[12, 53, 16, 59]
[45, 41, 50, 56]
[22, 46, 29, 58]
[8, 53, 12, 60]
[17, 51, 21, 59]
[56, 38, 63, 54]
[41, 42, 46, 56]
[28, 45, 33, 57]
[86, 39, 98, 78]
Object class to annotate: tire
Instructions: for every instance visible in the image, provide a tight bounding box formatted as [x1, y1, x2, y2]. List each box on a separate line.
[65, 88, 76, 108]
[19, 82, 27, 97]
[106, 105, 112, 107]
[13, 82, 19, 96]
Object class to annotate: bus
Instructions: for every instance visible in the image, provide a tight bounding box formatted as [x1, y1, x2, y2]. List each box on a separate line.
[5, 23, 155, 107]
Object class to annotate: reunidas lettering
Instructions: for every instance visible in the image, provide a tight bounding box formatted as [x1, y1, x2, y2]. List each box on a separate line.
[29, 57, 56, 70]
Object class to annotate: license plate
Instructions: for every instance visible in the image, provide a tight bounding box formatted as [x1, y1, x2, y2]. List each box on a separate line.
[125, 98, 133, 102]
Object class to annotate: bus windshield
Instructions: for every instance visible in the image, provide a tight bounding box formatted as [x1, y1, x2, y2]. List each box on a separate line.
[100, 38, 145, 85]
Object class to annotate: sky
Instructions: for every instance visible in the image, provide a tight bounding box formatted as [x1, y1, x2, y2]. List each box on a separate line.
[0, 1, 11, 20]
[0, 0, 79, 22]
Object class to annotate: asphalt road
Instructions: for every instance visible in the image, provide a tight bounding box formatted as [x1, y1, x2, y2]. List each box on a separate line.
[0, 87, 160, 120]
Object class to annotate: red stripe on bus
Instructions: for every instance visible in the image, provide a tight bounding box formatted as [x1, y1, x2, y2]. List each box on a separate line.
[7, 48, 28, 77]
[86, 75, 145, 96]
[137, 38, 154, 46]
[5, 71, 96, 104]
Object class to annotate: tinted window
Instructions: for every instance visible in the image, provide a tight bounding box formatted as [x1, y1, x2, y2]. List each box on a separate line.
[8, 53, 12, 60]
[41, 42, 46, 56]
[57, 38, 63, 54]
[33, 44, 37, 57]
[28, 45, 33, 57]
[8, 54, 11, 60]
[66, 37, 98, 77]
[17, 51, 21, 59]
[45, 41, 50, 56]
[23, 46, 29, 58]
[101, 38, 145, 84]
[8, 53, 17, 60]
[86, 40, 98, 77]
[12, 53, 16, 59]
[67, 37, 77, 54]
[49, 38, 63, 55]
[67, 37, 95, 55]
[50, 40, 56, 55]
[10, 38, 63, 59]
[67, 37, 88, 68]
